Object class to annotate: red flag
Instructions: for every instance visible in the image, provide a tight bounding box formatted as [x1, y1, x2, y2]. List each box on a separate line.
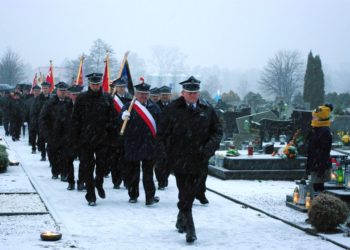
[102, 53, 110, 93]
[75, 56, 84, 85]
[46, 61, 55, 92]
[46, 61, 55, 93]
[30, 73, 37, 94]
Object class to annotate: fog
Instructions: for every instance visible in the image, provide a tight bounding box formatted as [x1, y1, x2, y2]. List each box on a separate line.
[0, 0, 349, 93]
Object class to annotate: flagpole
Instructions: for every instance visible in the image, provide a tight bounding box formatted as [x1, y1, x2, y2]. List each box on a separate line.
[49, 60, 55, 92]
[107, 51, 110, 93]
[117, 51, 134, 136]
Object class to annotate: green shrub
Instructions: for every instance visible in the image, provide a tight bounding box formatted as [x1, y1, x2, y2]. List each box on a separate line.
[0, 144, 7, 153]
[0, 144, 9, 173]
[308, 193, 349, 232]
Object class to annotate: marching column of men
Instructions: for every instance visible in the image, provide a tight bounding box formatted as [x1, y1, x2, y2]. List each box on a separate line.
[3, 74, 222, 243]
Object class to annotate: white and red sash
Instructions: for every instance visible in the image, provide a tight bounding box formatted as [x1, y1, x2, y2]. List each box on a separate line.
[133, 100, 157, 138]
[113, 95, 124, 113]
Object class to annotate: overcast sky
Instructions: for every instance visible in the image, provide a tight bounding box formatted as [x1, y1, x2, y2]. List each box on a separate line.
[0, 0, 349, 72]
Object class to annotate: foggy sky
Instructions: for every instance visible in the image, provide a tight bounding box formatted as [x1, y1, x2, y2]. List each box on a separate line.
[0, 0, 349, 73]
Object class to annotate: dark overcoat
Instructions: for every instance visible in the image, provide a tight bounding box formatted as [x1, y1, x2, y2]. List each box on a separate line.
[157, 96, 222, 175]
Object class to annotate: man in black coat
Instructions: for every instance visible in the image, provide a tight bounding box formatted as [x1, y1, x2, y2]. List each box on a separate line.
[39, 82, 72, 180]
[155, 85, 172, 190]
[109, 77, 132, 189]
[1, 91, 12, 136]
[120, 81, 161, 205]
[8, 92, 24, 141]
[30, 82, 51, 159]
[156, 76, 222, 243]
[72, 73, 119, 206]
[26, 85, 41, 151]
[65, 85, 84, 191]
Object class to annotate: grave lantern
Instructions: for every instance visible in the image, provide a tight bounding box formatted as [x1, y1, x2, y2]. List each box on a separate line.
[293, 187, 299, 204]
[343, 160, 350, 190]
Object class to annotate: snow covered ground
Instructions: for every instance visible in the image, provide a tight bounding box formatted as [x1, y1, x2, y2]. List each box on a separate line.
[0, 128, 347, 250]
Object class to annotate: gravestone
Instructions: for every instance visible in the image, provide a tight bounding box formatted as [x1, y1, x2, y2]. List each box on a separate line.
[218, 107, 252, 140]
[331, 115, 350, 141]
[236, 111, 278, 134]
[290, 110, 312, 156]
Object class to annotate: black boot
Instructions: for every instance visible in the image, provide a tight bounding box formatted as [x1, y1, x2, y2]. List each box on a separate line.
[175, 211, 186, 233]
[67, 182, 75, 190]
[185, 211, 197, 243]
[96, 186, 106, 199]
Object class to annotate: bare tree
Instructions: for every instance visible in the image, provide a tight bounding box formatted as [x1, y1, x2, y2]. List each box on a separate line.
[127, 52, 146, 82]
[0, 48, 26, 85]
[151, 45, 187, 82]
[85, 39, 119, 77]
[259, 50, 304, 103]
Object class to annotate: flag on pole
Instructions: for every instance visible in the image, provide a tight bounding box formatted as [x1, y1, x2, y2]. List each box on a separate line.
[46, 61, 55, 92]
[75, 56, 84, 86]
[117, 51, 133, 95]
[102, 52, 110, 93]
[30, 73, 38, 94]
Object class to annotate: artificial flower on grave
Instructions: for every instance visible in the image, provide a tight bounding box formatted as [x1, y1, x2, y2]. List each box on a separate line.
[341, 134, 350, 146]
[277, 143, 298, 159]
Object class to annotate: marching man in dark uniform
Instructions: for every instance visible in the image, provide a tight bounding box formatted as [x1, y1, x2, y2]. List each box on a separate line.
[149, 87, 160, 103]
[8, 91, 24, 141]
[39, 82, 72, 180]
[154, 85, 172, 190]
[156, 76, 222, 243]
[65, 85, 84, 190]
[72, 73, 118, 206]
[120, 81, 161, 205]
[28, 85, 42, 153]
[30, 82, 51, 159]
[109, 77, 131, 189]
[157, 85, 172, 111]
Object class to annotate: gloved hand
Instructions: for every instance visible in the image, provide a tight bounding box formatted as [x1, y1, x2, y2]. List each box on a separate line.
[121, 110, 130, 121]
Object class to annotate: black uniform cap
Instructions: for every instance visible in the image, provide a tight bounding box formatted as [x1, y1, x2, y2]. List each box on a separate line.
[32, 85, 41, 90]
[67, 85, 84, 94]
[111, 77, 127, 87]
[179, 76, 201, 92]
[41, 81, 51, 87]
[86, 73, 103, 84]
[158, 85, 172, 94]
[150, 87, 160, 95]
[134, 82, 151, 93]
[55, 81, 69, 90]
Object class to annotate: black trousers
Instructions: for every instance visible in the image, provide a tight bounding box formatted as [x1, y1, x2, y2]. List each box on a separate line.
[66, 155, 84, 185]
[29, 127, 37, 149]
[3, 116, 9, 135]
[154, 159, 171, 188]
[38, 134, 47, 159]
[80, 146, 108, 202]
[9, 120, 21, 139]
[175, 170, 208, 212]
[111, 147, 127, 187]
[49, 146, 65, 176]
[125, 159, 155, 200]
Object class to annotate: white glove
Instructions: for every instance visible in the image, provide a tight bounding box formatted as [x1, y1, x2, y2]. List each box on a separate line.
[122, 110, 130, 120]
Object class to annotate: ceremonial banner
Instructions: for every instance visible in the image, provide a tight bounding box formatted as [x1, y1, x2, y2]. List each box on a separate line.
[102, 52, 110, 93]
[46, 61, 55, 92]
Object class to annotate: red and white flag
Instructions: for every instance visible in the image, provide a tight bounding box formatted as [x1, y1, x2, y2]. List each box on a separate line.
[113, 95, 124, 113]
[46, 61, 55, 92]
[30, 73, 37, 94]
[133, 100, 157, 138]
